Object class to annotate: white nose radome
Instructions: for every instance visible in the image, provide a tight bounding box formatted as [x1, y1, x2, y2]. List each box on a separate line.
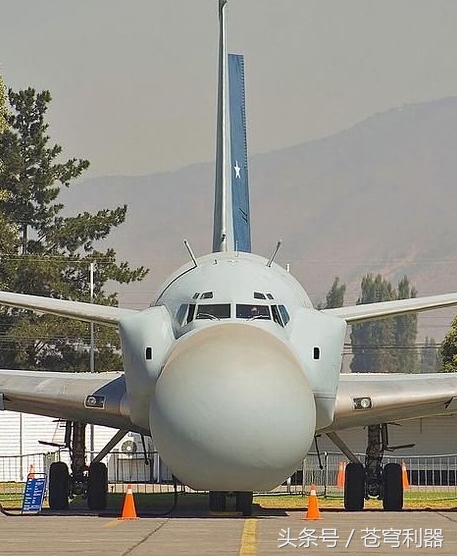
[150, 323, 316, 491]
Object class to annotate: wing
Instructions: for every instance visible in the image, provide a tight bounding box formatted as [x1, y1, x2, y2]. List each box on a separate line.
[0, 369, 142, 433]
[0, 292, 143, 432]
[322, 372, 457, 432]
[0, 290, 138, 326]
[322, 292, 457, 324]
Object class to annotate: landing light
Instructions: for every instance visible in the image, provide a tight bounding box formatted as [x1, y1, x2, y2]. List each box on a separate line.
[353, 397, 372, 410]
[84, 395, 105, 409]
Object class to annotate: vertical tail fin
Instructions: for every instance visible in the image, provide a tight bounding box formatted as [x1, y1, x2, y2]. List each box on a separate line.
[212, 0, 251, 253]
[228, 53, 251, 253]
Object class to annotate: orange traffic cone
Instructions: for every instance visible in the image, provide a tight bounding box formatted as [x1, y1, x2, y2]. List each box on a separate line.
[27, 464, 35, 479]
[302, 484, 322, 520]
[119, 484, 138, 520]
[336, 461, 345, 487]
[401, 461, 410, 489]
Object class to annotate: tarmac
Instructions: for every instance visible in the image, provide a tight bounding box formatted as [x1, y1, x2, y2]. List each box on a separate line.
[0, 507, 456, 555]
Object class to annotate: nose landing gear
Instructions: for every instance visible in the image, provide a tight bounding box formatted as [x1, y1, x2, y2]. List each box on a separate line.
[209, 491, 253, 516]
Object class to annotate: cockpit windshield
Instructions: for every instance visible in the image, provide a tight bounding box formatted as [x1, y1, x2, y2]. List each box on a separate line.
[177, 301, 288, 327]
[195, 303, 231, 320]
[236, 304, 271, 320]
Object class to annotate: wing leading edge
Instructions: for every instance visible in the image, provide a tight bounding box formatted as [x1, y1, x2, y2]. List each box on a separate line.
[0, 290, 138, 326]
[322, 292, 457, 324]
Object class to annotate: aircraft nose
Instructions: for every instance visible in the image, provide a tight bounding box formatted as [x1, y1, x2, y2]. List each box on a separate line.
[150, 323, 316, 491]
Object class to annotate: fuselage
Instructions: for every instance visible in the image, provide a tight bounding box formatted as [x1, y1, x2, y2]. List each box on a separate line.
[119, 251, 346, 491]
[115, 1, 349, 491]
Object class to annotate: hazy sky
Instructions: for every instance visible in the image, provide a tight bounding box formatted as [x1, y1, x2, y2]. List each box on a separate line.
[1, 0, 457, 178]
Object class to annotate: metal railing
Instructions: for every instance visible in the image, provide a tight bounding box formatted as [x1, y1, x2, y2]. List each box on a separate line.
[300, 452, 457, 496]
[1, 450, 457, 498]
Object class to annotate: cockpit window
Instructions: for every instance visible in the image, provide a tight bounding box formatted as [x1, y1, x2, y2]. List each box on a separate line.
[278, 305, 290, 325]
[200, 291, 213, 299]
[236, 304, 271, 320]
[254, 292, 266, 300]
[196, 303, 230, 319]
[186, 304, 196, 324]
[271, 305, 283, 326]
[176, 304, 188, 325]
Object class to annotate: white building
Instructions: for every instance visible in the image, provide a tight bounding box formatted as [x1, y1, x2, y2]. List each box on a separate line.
[0, 410, 172, 483]
[319, 413, 457, 457]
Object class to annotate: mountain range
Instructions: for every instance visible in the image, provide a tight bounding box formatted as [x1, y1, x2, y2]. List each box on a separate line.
[59, 96, 457, 340]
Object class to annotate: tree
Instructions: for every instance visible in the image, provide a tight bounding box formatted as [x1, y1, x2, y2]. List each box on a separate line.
[394, 276, 419, 373]
[0, 87, 148, 371]
[350, 274, 397, 373]
[0, 70, 7, 132]
[0, 69, 8, 203]
[317, 277, 346, 309]
[440, 314, 457, 372]
[420, 336, 440, 373]
[350, 274, 419, 373]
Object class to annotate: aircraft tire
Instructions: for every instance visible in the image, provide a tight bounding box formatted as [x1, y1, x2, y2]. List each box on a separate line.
[87, 462, 108, 510]
[49, 461, 69, 510]
[382, 463, 403, 511]
[209, 491, 226, 512]
[344, 462, 365, 511]
[236, 491, 253, 516]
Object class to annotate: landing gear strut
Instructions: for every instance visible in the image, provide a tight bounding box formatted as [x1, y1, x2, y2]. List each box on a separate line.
[48, 421, 109, 511]
[364, 424, 404, 511]
[328, 424, 407, 511]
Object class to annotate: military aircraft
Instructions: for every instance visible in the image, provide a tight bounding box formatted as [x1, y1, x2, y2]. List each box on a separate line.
[1, 0, 457, 515]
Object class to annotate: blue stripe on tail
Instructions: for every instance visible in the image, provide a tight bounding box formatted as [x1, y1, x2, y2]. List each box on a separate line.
[228, 54, 251, 253]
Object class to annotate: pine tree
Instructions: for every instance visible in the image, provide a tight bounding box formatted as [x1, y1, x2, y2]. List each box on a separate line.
[0, 88, 148, 370]
[0, 70, 7, 132]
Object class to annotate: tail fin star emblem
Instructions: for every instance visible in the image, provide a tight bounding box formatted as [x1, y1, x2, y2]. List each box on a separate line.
[234, 161, 241, 178]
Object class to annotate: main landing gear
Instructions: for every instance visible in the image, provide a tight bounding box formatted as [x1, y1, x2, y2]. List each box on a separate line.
[47, 422, 127, 511]
[329, 424, 413, 511]
[209, 491, 253, 516]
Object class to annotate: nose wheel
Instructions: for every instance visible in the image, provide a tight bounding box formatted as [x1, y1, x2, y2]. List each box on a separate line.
[209, 491, 253, 515]
[209, 491, 227, 512]
[236, 491, 253, 516]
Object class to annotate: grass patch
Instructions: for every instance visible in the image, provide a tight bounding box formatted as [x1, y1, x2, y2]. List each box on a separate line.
[255, 491, 457, 510]
[2, 487, 456, 512]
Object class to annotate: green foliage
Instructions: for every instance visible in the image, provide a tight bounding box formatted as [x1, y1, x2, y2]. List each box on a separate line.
[0, 70, 7, 132]
[420, 336, 441, 373]
[317, 277, 346, 309]
[394, 276, 419, 373]
[440, 314, 457, 372]
[350, 274, 419, 373]
[0, 87, 148, 371]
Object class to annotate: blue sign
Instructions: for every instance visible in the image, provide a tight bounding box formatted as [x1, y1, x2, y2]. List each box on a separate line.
[22, 475, 47, 514]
